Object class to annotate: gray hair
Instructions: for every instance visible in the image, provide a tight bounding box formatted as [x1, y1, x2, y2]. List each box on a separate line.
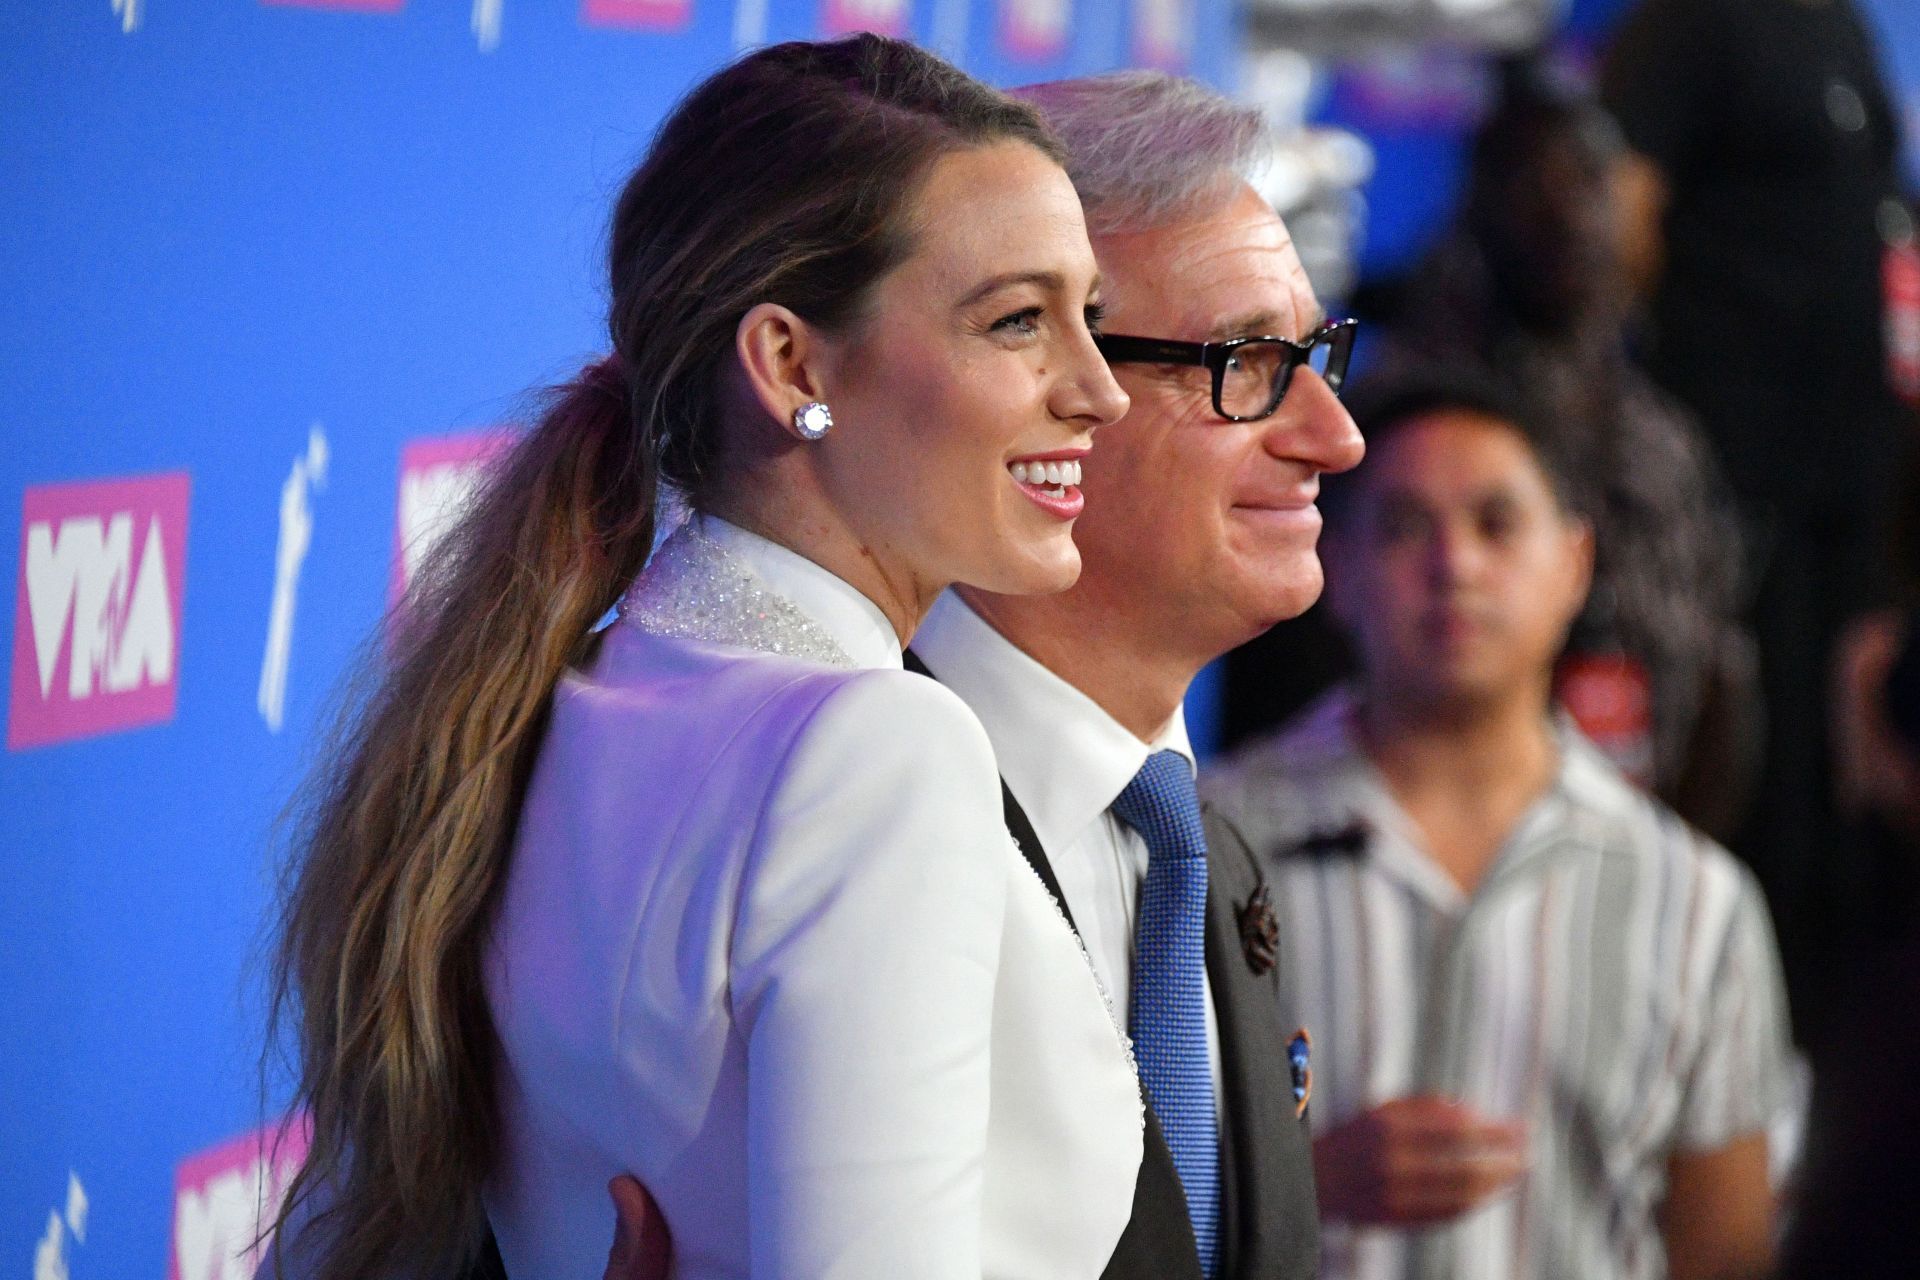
[1012, 71, 1269, 237]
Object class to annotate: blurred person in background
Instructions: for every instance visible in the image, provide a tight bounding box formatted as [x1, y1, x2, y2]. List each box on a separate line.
[1775, 555, 1920, 1275]
[1777, 594, 1920, 1277]
[1205, 369, 1791, 1280]
[1602, 0, 1915, 1050]
[1388, 57, 1758, 841]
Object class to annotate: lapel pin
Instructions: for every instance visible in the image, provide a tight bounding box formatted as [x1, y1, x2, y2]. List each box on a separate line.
[1238, 877, 1279, 976]
[1288, 1028, 1312, 1118]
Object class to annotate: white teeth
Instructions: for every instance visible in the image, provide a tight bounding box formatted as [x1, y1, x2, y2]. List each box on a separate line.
[1008, 459, 1084, 487]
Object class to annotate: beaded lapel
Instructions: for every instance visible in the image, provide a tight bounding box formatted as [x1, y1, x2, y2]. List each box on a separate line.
[618, 521, 855, 669]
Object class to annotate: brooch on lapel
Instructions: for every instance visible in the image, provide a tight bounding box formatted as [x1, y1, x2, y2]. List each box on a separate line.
[1237, 878, 1280, 976]
[1288, 1028, 1313, 1118]
[1285, 818, 1370, 861]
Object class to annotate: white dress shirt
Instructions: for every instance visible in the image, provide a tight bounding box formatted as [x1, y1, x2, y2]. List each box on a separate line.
[481, 517, 1142, 1280]
[913, 590, 1224, 1117]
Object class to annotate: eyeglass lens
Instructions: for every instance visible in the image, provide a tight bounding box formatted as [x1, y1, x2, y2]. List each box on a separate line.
[1218, 331, 1348, 419]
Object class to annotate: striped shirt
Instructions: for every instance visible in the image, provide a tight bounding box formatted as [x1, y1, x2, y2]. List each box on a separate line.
[1202, 687, 1791, 1280]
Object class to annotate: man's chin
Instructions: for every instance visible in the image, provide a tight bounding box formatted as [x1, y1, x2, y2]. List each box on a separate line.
[1243, 563, 1326, 629]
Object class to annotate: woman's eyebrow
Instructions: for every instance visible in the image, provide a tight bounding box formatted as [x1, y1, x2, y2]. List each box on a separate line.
[956, 269, 1064, 308]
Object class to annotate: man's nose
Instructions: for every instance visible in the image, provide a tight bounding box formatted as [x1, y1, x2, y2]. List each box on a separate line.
[1262, 370, 1364, 474]
[1427, 524, 1482, 587]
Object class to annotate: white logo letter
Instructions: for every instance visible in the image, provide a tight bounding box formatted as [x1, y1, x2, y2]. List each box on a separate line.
[106, 515, 175, 693]
[259, 428, 327, 732]
[24, 514, 136, 701]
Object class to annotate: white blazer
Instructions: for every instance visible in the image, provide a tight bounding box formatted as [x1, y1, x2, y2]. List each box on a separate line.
[483, 517, 1142, 1279]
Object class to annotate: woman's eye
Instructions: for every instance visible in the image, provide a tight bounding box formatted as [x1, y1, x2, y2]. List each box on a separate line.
[991, 307, 1044, 337]
[1084, 302, 1108, 335]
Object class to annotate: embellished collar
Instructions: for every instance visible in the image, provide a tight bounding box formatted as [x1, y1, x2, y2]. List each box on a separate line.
[619, 515, 903, 672]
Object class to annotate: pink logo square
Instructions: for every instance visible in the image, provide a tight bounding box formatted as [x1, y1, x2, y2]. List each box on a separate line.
[169, 1115, 312, 1280]
[582, 0, 692, 29]
[999, 0, 1070, 61]
[821, 0, 909, 37]
[260, 0, 406, 12]
[1132, 0, 1190, 72]
[391, 431, 515, 610]
[8, 472, 191, 751]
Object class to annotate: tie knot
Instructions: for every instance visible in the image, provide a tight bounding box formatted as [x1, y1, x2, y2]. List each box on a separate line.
[1111, 750, 1207, 862]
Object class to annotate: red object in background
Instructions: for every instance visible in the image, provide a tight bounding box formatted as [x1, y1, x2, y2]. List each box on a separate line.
[1884, 221, 1920, 407]
[1556, 651, 1655, 787]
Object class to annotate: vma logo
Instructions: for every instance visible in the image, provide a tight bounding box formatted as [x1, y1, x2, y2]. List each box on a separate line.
[392, 432, 512, 608]
[1132, 0, 1191, 72]
[8, 473, 191, 750]
[169, 1117, 310, 1280]
[821, 0, 909, 37]
[582, 0, 691, 29]
[1000, 0, 1070, 60]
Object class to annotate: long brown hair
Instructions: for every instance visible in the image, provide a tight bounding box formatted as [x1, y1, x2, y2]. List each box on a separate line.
[266, 35, 1061, 1280]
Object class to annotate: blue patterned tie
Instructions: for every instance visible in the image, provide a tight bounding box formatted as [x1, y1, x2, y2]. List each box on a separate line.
[1112, 749, 1219, 1277]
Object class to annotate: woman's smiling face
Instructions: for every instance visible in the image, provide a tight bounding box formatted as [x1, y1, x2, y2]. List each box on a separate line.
[805, 139, 1130, 604]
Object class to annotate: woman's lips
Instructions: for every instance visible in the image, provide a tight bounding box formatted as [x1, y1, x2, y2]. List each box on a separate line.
[1007, 450, 1088, 520]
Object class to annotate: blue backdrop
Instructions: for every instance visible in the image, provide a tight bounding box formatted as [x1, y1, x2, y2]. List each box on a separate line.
[0, 3, 1237, 1277]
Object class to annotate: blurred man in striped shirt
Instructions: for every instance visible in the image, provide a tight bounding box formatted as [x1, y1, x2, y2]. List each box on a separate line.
[1204, 369, 1791, 1280]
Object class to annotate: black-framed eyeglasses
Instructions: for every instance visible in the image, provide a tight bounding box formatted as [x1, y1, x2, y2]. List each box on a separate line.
[1094, 318, 1358, 422]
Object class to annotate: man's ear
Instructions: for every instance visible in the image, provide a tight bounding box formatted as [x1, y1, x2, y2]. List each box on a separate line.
[1561, 515, 1597, 623]
[735, 303, 834, 442]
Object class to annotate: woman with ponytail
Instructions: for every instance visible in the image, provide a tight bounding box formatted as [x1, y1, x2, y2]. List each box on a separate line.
[267, 34, 1141, 1280]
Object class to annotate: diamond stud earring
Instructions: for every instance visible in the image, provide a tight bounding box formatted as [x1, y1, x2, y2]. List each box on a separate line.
[793, 401, 834, 441]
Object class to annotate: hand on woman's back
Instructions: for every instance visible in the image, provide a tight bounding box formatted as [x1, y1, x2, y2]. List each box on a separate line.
[603, 1176, 670, 1280]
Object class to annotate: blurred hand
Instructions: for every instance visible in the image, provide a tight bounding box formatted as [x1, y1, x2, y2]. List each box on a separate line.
[1313, 1095, 1529, 1226]
[603, 1175, 671, 1280]
[1831, 610, 1920, 833]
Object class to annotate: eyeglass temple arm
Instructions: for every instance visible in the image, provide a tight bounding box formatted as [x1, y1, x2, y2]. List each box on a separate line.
[1093, 334, 1211, 365]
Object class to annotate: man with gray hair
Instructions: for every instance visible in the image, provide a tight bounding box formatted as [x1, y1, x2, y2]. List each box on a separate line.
[585, 70, 1363, 1280]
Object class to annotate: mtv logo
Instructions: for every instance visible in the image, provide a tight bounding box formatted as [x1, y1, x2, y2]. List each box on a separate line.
[391, 431, 513, 608]
[1132, 0, 1190, 72]
[1000, 0, 1070, 60]
[8, 472, 191, 750]
[581, 0, 692, 29]
[169, 1116, 311, 1280]
[821, 0, 909, 37]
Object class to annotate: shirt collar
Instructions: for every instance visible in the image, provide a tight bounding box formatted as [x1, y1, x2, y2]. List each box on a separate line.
[912, 590, 1192, 853]
[1300, 685, 1618, 910]
[700, 514, 903, 671]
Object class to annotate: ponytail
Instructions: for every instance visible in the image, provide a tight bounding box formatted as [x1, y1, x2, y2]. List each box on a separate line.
[266, 358, 657, 1280]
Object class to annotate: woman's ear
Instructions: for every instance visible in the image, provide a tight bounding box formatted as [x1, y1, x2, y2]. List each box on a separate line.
[735, 303, 834, 442]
